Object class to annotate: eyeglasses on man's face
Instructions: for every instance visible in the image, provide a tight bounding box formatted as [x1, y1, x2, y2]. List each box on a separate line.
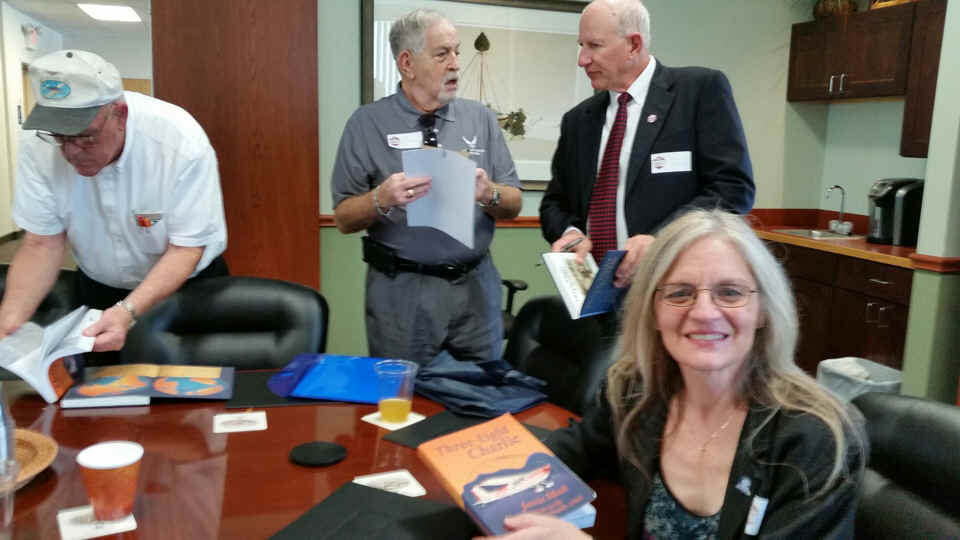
[34, 105, 113, 148]
[656, 283, 759, 308]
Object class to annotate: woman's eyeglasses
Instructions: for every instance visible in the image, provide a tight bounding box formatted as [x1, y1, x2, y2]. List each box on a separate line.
[656, 284, 759, 308]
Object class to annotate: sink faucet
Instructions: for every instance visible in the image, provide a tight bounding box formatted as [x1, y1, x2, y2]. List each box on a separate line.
[825, 185, 851, 234]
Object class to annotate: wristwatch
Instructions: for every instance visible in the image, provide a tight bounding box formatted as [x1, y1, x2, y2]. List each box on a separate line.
[478, 187, 501, 208]
[115, 299, 137, 327]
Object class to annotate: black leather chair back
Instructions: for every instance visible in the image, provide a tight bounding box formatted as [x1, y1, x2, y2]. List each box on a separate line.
[502, 296, 616, 415]
[0, 264, 77, 326]
[853, 392, 960, 539]
[120, 276, 329, 369]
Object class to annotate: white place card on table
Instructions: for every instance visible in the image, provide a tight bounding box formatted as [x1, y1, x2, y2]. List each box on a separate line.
[213, 411, 268, 433]
[57, 505, 137, 540]
[360, 411, 426, 431]
[353, 469, 427, 497]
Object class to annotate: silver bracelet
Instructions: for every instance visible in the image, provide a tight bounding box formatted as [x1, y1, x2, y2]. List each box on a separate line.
[373, 185, 393, 217]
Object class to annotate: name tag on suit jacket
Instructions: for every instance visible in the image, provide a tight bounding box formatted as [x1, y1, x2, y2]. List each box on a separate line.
[650, 150, 692, 174]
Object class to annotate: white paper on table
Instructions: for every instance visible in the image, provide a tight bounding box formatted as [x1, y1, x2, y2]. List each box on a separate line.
[402, 148, 476, 249]
[57, 506, 137, 540]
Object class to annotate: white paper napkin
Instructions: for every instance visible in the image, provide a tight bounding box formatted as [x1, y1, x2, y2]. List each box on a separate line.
[360, 411, 426, 431]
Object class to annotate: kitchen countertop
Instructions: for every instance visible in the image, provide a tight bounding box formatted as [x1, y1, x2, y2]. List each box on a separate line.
[757, 227, 916, 269]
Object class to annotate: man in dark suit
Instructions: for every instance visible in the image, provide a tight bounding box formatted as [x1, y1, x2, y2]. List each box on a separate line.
[540, 0, 754, 287]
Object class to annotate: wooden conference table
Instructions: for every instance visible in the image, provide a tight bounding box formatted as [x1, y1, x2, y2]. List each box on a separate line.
[6, 380, 627, 539]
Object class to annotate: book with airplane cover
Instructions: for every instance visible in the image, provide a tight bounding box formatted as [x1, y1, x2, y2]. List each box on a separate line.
[417, 413, 596, 535]
[0, 305, 102, 403]
[541, 250, 627, 319]
[60, 364, 235, 408]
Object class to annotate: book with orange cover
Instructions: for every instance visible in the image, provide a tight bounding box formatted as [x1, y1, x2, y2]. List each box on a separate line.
[0, 306, 100, 403]
[417, 413, 596, 535]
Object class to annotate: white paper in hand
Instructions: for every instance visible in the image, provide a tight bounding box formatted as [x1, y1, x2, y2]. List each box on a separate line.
[403, 148, 476, 249]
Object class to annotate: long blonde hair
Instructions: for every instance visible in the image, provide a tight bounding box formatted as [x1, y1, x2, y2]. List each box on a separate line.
[607, 209, 864, 497]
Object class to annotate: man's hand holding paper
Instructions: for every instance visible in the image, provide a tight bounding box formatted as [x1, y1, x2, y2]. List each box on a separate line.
[380, 171, 432, 208]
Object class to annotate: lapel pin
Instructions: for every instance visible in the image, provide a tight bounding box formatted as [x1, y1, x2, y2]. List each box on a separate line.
[646, 114, 658, 124]
[735, 476, 752, 496]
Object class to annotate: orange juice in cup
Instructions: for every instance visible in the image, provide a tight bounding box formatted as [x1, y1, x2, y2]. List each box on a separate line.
[374, 360, 418, 423]
[379, 397, 413, 422]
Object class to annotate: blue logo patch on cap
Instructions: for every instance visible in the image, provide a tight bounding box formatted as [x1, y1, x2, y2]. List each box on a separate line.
[39, 80, 71, 100]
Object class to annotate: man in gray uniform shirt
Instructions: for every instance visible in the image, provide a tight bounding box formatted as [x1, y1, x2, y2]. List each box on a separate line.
[331, 8, 522, 365]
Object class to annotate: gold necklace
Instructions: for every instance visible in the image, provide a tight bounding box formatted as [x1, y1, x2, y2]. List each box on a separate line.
[698, 410, 736, 455]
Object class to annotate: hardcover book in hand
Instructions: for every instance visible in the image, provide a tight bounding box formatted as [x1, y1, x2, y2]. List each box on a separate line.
[61, 364, 235, 408]
[541, 250, 627, 319]
[417, 413, 596, 535]
[0, 305, 101, 403]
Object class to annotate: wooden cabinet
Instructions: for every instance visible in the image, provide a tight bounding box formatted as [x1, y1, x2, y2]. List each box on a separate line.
[787, 4, 914, 101]
[901, 0, 948, 157]
[774, 243, 912, 373]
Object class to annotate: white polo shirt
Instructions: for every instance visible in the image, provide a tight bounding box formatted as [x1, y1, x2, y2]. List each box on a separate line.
[13, 91, 227, 289]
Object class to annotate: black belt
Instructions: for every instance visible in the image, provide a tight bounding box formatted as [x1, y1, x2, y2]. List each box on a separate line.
[362, 236, 483, 281]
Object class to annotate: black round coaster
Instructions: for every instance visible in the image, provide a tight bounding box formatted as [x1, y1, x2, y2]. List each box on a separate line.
[289, 441, 347, 467]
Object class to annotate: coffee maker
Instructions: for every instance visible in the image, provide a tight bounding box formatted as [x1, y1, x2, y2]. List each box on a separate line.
[867, 178, 924, 246]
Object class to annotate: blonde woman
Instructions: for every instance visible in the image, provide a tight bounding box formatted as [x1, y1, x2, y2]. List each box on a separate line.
[481, 209, 866, 539]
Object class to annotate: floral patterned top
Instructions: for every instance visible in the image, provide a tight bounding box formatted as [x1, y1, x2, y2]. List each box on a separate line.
[643, 470, 721, 540]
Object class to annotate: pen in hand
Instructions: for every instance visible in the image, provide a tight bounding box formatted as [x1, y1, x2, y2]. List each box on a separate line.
[561, 236, 584, 252]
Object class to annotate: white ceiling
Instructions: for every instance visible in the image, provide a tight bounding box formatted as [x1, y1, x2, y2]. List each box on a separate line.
[6, 0, 150, 39]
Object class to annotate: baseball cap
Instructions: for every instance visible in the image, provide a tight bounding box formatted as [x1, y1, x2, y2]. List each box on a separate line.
[23, 50, 123, 135]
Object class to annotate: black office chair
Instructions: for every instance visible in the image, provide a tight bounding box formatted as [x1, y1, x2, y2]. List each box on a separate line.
[501, 278, 528, 338]
[120, 276, 329, 369]
[0, 264, 78, 326]
[502, 295, 616, 415]
[853, 392, 960, 539]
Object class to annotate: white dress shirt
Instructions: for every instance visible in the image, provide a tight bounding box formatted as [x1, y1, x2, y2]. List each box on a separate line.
[599, 56, 657, 248]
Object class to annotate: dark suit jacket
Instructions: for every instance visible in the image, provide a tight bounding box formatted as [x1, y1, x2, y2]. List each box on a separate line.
[540, 62, 755, 243]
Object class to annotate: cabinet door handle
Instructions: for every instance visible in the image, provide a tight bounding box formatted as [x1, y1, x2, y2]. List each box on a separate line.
[864, 301, 878, 324]
[828, 74, 836, 94]
[839, 73, 847, 93]
[877, 305, 890, 328]
[868, 278, 891, 286]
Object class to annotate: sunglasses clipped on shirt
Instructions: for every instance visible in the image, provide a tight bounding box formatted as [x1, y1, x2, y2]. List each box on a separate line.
[418, 114, 438, 147]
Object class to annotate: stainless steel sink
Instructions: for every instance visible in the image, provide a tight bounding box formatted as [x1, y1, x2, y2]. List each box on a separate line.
[773, 229, 864, 240]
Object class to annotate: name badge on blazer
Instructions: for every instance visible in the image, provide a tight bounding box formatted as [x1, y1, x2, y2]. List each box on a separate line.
[650, 151, 692, 174]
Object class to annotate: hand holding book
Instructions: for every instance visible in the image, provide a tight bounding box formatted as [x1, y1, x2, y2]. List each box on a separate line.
[473, 512, 592, 539]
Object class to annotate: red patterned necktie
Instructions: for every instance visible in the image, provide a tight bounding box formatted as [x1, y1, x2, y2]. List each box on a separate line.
[588, 92, 631, 261]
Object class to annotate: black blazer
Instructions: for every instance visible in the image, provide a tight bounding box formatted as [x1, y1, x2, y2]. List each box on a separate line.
[547, 390, 864, 539]
[540, 62, 756, 243]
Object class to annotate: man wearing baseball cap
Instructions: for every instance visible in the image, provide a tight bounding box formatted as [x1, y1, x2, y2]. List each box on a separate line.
[0, 50, 228, 358]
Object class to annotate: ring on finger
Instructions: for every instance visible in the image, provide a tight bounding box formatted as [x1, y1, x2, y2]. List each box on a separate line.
[406, 189, 415, 198]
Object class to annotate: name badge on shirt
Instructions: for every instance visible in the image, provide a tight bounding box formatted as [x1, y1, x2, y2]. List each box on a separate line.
[134, 211, 163, 228]
[650, 150, 692, 174]
[386, 131, 424, 150]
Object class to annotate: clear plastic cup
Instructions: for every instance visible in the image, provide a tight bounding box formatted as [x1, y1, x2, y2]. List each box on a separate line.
[373, 360, 418, 423]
